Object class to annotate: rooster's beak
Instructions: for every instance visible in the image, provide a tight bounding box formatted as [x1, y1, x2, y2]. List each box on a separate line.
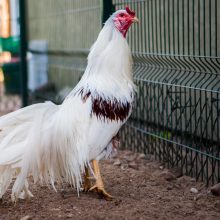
[132, 16, 139, 23]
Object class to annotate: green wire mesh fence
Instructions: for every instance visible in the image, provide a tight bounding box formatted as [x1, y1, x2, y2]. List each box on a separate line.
[113, 0, 220, 185]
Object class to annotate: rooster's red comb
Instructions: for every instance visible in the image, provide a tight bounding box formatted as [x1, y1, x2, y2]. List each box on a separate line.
[125, 6, 135, 17]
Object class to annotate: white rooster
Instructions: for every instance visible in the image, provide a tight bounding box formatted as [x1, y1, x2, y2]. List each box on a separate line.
[0, 7, 138, 201]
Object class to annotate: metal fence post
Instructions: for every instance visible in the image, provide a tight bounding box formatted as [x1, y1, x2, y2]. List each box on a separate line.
[102, 0, 115, 25]
[19, 0, 28, 107]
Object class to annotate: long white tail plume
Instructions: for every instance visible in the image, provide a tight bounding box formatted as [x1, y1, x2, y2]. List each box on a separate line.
[0, 100, 88, 201]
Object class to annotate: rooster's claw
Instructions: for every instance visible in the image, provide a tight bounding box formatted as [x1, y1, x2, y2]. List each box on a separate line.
[89, 185, 113, 200]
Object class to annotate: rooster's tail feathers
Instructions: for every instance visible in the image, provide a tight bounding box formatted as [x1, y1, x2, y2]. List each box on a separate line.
[0, 101, 87, 201]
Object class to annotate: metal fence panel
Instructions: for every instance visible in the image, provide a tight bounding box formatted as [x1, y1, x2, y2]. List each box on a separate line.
[113, 0, 220, 185]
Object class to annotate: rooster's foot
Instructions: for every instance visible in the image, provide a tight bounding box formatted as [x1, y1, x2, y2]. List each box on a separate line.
[89, 160, 113, 200]
[89, 184, 113, 200]
[82, 167, 94, 192]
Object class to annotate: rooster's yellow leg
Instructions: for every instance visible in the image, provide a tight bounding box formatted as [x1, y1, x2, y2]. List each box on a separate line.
[89, 159, 113, 200]
[83, 166, 92, 192]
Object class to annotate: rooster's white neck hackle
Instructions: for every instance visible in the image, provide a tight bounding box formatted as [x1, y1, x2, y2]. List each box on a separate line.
[70, 11, 136, 100]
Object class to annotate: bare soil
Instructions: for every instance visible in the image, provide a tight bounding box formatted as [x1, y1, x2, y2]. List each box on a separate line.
[0, 150, 219, 220]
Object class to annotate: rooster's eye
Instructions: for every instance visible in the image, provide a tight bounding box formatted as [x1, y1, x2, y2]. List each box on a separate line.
[120, 13, 124, 17]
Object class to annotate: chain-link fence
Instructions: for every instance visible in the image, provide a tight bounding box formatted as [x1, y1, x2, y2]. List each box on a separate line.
[26, 0, 220, 185]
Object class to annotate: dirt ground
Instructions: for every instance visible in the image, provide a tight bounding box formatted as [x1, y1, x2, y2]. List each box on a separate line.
[0, 150, 219, 220]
